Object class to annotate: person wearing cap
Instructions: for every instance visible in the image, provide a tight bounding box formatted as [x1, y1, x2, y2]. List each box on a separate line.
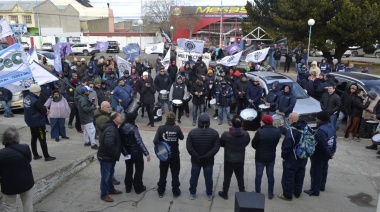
[320, 84, 341, 129]
[344, 88, 371, 141]
[216, 80, 233, 126]
[319, 58, 331, 74]
[77, 85, 99, 149]
[218, 115, 250, 200]
[335, 62, 346, 72]
[235, 73, 250, 115]
[23, 84, 56, 161]
[191, 77, 208, 126]
[246, 76, 263, 109]
[167, 60, 178, 83]
[113, 79, 133, 111]
[154, 66, 172, 114]
[77, 58, 87, 81]
[251, 115, 281, 200]
[153, 112, 184, 198]
[169, 75, 188, 124]
[278, 112, 309, 201]
[67, 76, 83, 132]
[360, 91, 379, 140]
[120, 70, 135, 88]
[304, 111, 336, 196]
[119, 113, 151, 194]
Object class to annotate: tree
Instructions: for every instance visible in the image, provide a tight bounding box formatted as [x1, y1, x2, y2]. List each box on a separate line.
[244, 0, 380, 62]
[171, 7, 202, 38]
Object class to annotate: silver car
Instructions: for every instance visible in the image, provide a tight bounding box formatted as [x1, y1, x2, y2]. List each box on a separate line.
[245, 72, 321, 128]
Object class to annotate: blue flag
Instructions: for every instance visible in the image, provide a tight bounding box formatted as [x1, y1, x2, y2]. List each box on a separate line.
[226, 41, 241, 55]
[123, 43, 140, 61]
[96, 41, 109, 51]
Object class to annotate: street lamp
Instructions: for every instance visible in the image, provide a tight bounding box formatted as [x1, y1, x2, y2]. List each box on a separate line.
[170, 26, 174, 42]
[137, 19, 143, 50]
[307, 19, 315, 64]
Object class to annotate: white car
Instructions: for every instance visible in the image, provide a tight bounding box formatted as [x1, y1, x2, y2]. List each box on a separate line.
[42, 43, 53, 52]
[329, 49, 352, 57]
[0, 91, 24, 111]
[71, 43, 99, 56]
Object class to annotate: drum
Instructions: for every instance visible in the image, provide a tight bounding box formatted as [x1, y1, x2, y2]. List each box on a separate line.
[240, 109, 258, 121]
[372, 134, 380, 145]
[124, 98, 141, 114]
[259, 104, 270, 110]
[155, 141, 171, 161]
[183, 93, 192, 103]
[272, 114, 285, 128]
[366, 120, 378, 124]
[154, 105, 162, 122]
[159, 90, 169, 100]
[259, 104, 270, 116]
[210, 99, 218, 110]
[172, 99, 183, 107]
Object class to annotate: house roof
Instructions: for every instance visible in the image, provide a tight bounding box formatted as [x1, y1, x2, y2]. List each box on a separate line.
[0, 1, 44, 11]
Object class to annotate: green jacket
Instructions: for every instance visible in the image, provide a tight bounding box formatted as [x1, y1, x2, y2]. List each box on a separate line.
[94, 109, 111, 135]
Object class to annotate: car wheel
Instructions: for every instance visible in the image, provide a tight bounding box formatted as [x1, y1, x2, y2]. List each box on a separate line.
[352, 51, 358, 57]
[375, 53, 380, 58]
[312, 52, 316, 57]
[83, 50, 89, 56]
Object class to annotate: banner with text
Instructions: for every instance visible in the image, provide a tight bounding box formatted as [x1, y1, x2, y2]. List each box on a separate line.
[176, 52, 211, 68]
[0, 43, 32, 87]
[0, 18, 13, 39]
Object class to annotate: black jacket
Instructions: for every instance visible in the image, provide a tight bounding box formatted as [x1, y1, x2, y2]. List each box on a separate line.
[97, 121, 122, 162]
[350, 94, 370, 117]
[154, 73, 172, 91]
[167, 64, 178, 80]
[191, 81, 208, 105]
[266, 81, 280, 111]
[273, 50, 282, 60]
[339, 85, 357, 114]
[320, 92, 341, 115]
[251, 124, 281, 163]
[0, 144, 34, 195]
[153, 121, 184, 159]
[234, 80, 250, 99]
[140, 79, 156, 104]
[220, 127, 250, 162]
[119, 123, 149, 156]
[186, 114, 220, 165]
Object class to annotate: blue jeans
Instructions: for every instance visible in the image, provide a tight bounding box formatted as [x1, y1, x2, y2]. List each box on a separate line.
[100, 160, 116, 197]
[218, 106, 231, 123]
[255, 161, 275, 194]
[192, 104, 204, 122]
[1, 100, 12, 116]
[189, 163, 213, 196]
[159, 97, 171, 111]
[329, 113, 337, 130]
[49, 118, 66, 139]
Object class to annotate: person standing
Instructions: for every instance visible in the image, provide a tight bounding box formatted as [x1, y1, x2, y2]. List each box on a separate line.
[119, 113, 151, 194]
[77, 86, 99, 149]
[336, 83, 357, 130]
[0, 127, 35, 212]
[304, 111, 337, 196]
[251, 115, 281, 199]
[359, 91, 379, 139]
[247, 77, 263, 109]
[273, 48, 282, 71]
[265, 81, 280, 114]
[276, 84, 297, 131]
[153, 112, 185, 198]
[216, 80, 233, 126]
[154, 66, 172, 114]
[136, 71, 154, 118]
[191, 77, 208, 126]
[168, 60, 178, 83]
[113, 79, 133, 111]
[187, 114, 220, 201]
[169, 75, 187, 124]
[98, 112, 124, 202]
[278, 113, 308, 201]
[44, 90, 71, 142]
[218, 115, 250, 200]
[23, 84, 56, 161]
[235, 74, 250, 115]
[284, 50, 293, 73]
[66, 76, 83, 133]
[320, 85, 341, 129]
[0, 87, 14, 118]
[141, 77, 156, 127]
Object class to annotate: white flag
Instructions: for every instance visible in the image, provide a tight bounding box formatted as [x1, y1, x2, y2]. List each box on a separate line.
[217, 51, 243, 67]
[161, 50, 171, 70]
[117, 55, 131, 77]
[0, 18, 13, 39]
[245, 47, 270, 63]
[27, 48, 39, 64]
[145, 43, 164, 54]
[4, 60, 58, 93]
[177, 38, 205, 54]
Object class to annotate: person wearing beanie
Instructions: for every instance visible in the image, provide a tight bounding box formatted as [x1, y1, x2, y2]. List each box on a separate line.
[153, 112, 184, 198]
[154, 66, 172, 114]
[167, 60, 178, 83]
[186, 113, 220, 201]
[169, 75, 188, 124]
[119, 112, 151, 194]
[304, 110, 336, 197]
[218, 115, 250, 200]
[361, 91, 380, 142]
[191, 76, 208, 126]
[251, 114, 281, 200]
[196, 61, 207, 79]
[278, 112, 309, 201]
[320, 84, 341, 129]
[23, 84, 56, 161]
[216, 80, 233, 126]
[297, 63, 309, 82]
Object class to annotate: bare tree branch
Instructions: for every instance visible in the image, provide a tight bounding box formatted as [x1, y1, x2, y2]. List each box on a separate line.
[171, 7, 202, 38]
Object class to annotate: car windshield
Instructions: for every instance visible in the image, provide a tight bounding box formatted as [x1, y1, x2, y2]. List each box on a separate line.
[108, 41, 117, 45]
[43, 43, 51, 46]
[267, 81, 309, 99]
[41, 52, 55, 59]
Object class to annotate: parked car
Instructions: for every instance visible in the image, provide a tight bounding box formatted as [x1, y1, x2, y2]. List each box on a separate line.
[374, 48, 380, 58]
[330, 72, 380, 96]
[21, 42, 30, 51]
[0, 91, 24, 111]
[245, 72, 321, 129]
[71, 43, 99, 56]
[309, 49, 323, 57]
[348, 46, 366, 57]
[107, 41, 120, 53]
[329, 49, 352, 57]
[42, 43, 53, 52]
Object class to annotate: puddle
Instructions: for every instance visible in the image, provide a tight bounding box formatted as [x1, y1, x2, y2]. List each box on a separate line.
[347, 192, 375, 207]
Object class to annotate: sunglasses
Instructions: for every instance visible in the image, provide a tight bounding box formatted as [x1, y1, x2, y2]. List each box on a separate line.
[254, 81, 259, 82]
[160, 70, 165, 72]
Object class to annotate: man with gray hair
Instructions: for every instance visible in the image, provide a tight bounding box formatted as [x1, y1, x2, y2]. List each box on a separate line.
[0, 127, 35, 211]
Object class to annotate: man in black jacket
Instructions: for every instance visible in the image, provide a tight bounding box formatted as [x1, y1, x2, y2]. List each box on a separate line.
[304, 111, 337, 196]
[98, 112, 124, 202]
[191, 77, 208, 126]
[336, 83, 357, 130]
[169, 75, 187, 124]
[273, 48, 282, 71]
[235, 74, 250, 115]
[141, 77, 156, 127]
[278, 113, 308, 201]
[154, 66, 172, 114]
[0, 127, 35, 211]
[284, 50, 293, 73]
[251, 115, 281, 199]
[218, 115, 250, 200]
[320, 85, 341, 129]
[265, 81, 280, 113]
[153, 112, 184, 198]
[187, 114, 220, 201]
[167, 60, 178, 83]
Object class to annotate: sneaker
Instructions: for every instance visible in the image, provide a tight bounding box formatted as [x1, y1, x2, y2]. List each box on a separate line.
[33, 155, 42, 160]
[214, 116, 218, 120]
[62, 136, 70, 139]
[173, 189, 181, 198]
[91, 145, 99, 150]
[213, 114, 218, 118]
[55, 138, 60, 142]
[189, 193, 196, 200]
[10, 113, 14, 117]
[277, 193, 292, 201]
[207, 195, 213, 201]
[192, 122, 196, 126]
[45, 156, 56, 161]
[218, 191, 228, 200]
[84, 143, 91, 146]
[268, 193, 274, 200]
[68, 124, 73, 129]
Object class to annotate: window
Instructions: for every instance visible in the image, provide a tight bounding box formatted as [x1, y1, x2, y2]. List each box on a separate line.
[10, 15, 18, 23]
[23, 15, 32, 24]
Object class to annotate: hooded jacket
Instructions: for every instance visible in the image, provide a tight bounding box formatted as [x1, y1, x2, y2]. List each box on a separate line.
[196, 63, 208, 78]
[94, 109, 111, 134]
[97, 120, 122, 162]
[140, 78, 156, 104]
[319, 59, 331, 74]
[339, 83, 358, 115]
[276, 84, 296, 116]
[266, 81, 280, 111]
[220, 127, 250, 162]
[119, 123, 149, 156]
[313, 122, 337, 160]
[186, 114, 220, 165]
[251, 124, 281, 163]
[309, 61, 321, 77]
[154, 73, 172, 91]
[167, 62, 178, 80]
[153, 121, 184, 160]
[297, 66, 309, 81]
